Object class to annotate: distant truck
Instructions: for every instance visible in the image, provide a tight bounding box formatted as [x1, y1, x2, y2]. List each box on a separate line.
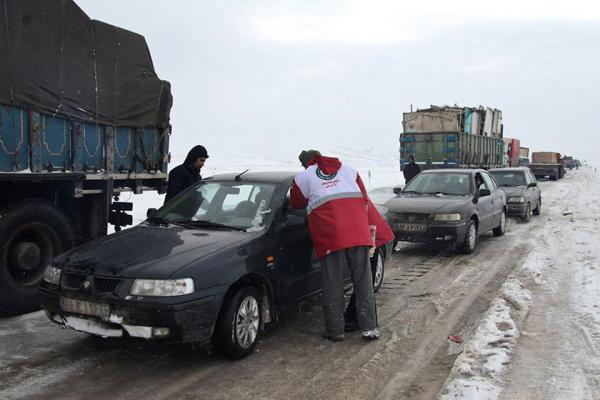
[503, 138, 521, 167]
[518, 146, 530, 166]
[529, 152, 565, 181]
[400, 105, 505, 171]
[562, 156, 576, 169]
[0, 0, 172, 314]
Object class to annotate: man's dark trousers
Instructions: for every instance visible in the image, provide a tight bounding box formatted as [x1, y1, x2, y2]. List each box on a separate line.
[320, 246, 377, 336]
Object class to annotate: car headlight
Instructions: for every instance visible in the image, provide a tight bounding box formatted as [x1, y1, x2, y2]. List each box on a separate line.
[130, 278, 194, 297]
[433, 213, 461, 221]
[508, 196, 525, 203]
[43, 266, 62, 285]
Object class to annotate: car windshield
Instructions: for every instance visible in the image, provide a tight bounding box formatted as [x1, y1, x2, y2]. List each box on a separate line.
[151, 181, 276, 230]
[403, 172, 471, 195]
[490, 171, 526, 187]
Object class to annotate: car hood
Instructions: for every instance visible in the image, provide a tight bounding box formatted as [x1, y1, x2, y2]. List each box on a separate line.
[499, 186, 526, 197]
[55, 224, 256, 279]
[384, 194, 471, 214]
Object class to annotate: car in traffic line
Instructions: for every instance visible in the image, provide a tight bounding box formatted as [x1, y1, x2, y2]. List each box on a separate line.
[384, 169, 507, 253]
[489, 167, 541, 222]
[39, 171, 392, 359]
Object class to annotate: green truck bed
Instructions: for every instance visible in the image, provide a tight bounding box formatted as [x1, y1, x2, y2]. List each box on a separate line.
[400, 132, 505, 171]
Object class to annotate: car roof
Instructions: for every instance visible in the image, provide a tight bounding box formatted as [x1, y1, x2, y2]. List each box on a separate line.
[489, 167, 529, 173]
[204, 171, 298, 184]
[420, 168, 482, 174]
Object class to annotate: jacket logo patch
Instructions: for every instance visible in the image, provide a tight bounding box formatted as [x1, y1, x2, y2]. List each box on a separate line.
[316, 168, 337, 181]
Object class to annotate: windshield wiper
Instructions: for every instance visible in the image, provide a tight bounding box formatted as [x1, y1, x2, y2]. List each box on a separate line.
[147, 216, 192, 228]
[173, 220, 246, 231]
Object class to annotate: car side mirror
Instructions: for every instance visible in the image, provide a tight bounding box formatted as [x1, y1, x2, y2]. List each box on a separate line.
[528, 182, 537, 188]
[479, 188, 491, 197]
[146, 208, 158, 218]
[393, 187, 402, 195]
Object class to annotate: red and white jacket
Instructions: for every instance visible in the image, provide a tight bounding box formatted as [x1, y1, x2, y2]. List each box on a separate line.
[290, 155, 372, 258]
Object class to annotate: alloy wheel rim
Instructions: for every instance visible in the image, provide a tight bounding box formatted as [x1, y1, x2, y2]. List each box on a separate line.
[235, 296, 259, 349]
[468, 224, 477, 249]
[374, 254, 383, 287]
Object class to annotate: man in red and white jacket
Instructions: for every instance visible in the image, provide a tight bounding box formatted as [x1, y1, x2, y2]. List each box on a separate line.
[291, 150, 379, 341]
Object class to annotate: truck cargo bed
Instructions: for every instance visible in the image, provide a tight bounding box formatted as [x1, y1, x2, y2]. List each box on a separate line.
[400, 132, 505, 171]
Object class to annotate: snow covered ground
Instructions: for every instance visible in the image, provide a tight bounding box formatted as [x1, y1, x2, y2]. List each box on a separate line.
[439, 167, 600, 400]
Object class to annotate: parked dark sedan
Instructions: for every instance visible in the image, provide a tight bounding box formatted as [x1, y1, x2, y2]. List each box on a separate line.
[384, 169, 507, 253]
[489, 167, 541, 222]
[39, 171, 392, 359]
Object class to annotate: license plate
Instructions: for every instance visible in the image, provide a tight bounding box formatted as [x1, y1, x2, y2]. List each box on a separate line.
[60, 297, 110, 320]
[397, 223, 427, 232]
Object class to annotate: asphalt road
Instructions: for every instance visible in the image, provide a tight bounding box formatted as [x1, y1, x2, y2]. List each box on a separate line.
[0, 184, 552, 400]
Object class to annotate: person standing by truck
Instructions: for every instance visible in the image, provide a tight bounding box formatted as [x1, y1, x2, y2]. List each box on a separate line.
[403, 155, 421, 184]
[164, 145, 209, 203]
[291, 150, 380, 342]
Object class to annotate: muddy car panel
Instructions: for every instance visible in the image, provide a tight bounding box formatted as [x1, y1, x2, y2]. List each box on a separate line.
[384, 169, 506, 246]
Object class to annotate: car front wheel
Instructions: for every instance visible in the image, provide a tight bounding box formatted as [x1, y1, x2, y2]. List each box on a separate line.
[522, 204, 531, 223]
[462, 219, 478, 254]
[533, 197, 541, 216]
[213, 286, 261, 359]
[493, 210, 507, 236]
[370, 249, 385, 292]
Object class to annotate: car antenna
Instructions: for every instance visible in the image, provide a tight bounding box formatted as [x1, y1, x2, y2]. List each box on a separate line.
[235, 169, 249, 182]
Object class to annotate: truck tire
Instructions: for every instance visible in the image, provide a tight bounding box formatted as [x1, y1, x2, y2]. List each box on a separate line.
[0, 199, 75, 315]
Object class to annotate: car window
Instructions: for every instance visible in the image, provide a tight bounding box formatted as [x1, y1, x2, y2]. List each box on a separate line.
[528, 171, 537, 184]
[480, 173, 496, 192]
[489, 171, 527, 187]
[403, 172, 471, 195]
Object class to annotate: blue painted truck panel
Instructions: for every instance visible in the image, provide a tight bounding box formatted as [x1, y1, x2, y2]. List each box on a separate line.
[0, 104, 166, 176]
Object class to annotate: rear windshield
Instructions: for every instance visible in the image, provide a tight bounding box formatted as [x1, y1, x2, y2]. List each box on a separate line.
[489, 171, 526, 187]
[403, 173, 471, 195]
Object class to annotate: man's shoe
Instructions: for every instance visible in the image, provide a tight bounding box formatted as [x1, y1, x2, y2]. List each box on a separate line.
[322, 332, 344, 342]
[362, 328, 380, 341]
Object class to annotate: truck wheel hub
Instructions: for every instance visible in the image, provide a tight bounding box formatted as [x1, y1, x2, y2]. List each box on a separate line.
[12, 242, 41, 271]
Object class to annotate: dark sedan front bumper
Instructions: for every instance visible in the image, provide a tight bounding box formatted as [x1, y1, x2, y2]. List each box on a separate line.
[392, 221, 468, 245]
[507, 202, 527, 217]
[40, 282, 226, 344]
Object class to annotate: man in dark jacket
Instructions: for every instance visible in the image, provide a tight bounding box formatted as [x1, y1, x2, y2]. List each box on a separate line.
[164, 145, 209, 203]
[403, 155, 421, 184]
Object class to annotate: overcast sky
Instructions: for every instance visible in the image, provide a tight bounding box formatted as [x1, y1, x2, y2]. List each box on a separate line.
[77, 0, 600, 164]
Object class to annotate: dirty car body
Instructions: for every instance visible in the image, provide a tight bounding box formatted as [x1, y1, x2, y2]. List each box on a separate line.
[489, 167, 541, 221]
[384, 169, 507, 253]
[40, 171, 391, 358]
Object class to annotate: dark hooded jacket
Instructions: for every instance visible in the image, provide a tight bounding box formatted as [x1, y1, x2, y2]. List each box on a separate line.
[403, 161, 421, 184]
[164, 146, 208, 203]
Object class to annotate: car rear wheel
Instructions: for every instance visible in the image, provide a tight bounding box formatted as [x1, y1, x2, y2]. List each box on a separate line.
[370, 249, 385, 292]
[533, 198, 541, 216]
[493, 211, 507, 236]
[462, 219, 478, 254]
[522, 204, 531, 223]
[213, 286, 261, 359]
